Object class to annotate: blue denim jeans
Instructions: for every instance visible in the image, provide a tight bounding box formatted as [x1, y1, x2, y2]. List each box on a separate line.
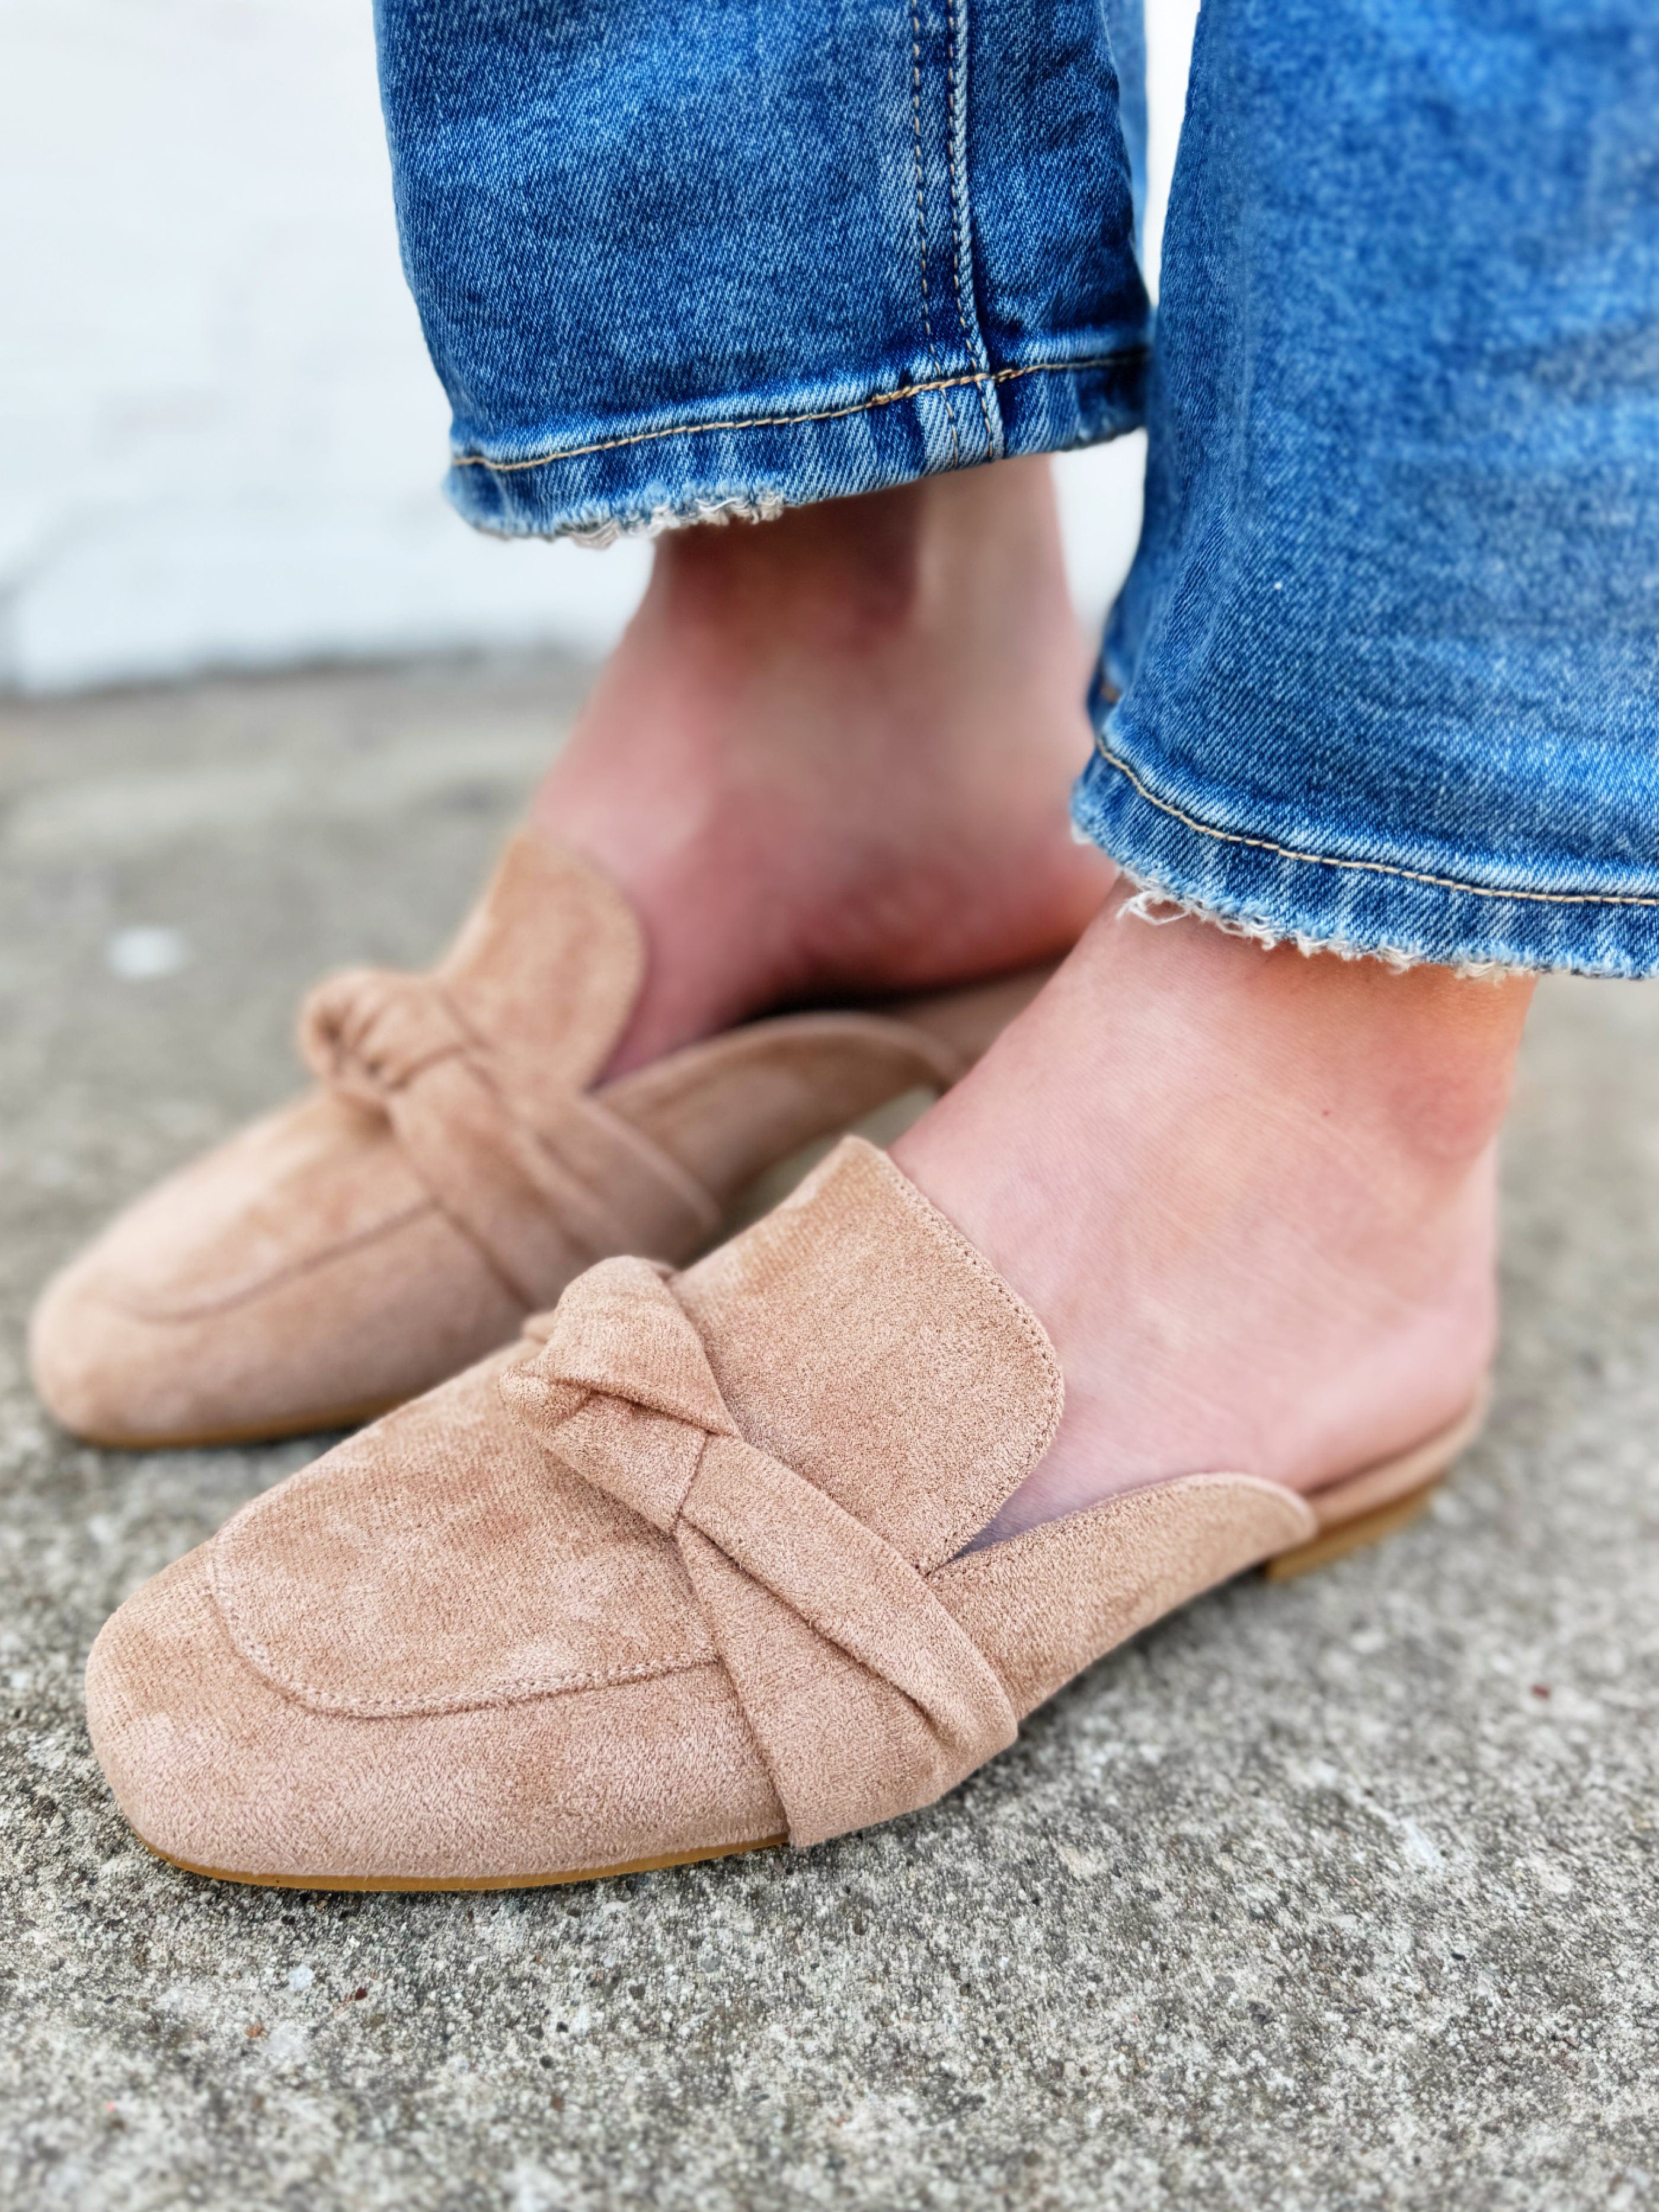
[376, 0, 1659, 976]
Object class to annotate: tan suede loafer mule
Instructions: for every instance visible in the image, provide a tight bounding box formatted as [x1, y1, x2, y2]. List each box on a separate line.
[85, 1137, 1487, 1892]
[30, 835, 1043, 1450]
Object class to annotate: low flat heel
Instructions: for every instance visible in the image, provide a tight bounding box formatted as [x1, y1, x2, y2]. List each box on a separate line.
[1262, 1477, 1441, 1582]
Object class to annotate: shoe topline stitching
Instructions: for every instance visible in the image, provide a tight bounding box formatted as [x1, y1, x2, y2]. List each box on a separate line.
[849, 1141, 1066, 1570]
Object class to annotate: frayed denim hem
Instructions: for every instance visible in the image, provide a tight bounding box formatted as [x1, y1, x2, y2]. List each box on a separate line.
[1073, 728, 1659, 981]
[1108, 875, 1530, 982]
[445, 347, 1147, 542]
[562, 494, 788, 551]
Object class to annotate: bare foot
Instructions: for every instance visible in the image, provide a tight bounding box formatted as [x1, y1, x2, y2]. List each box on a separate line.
[892, 892, 1535, 1542]
[535, 458, 1113, 1071]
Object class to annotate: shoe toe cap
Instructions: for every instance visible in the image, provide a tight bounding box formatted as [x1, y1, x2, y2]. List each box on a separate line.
[30, 1115, 523, 1447]
[30, 1259, 113, 1440]
[27, 1256, 202, 1447]
[29, 1240, 398, 1450]
[86, 1545, 276, 1879]
[86, 1529, 783, 1888]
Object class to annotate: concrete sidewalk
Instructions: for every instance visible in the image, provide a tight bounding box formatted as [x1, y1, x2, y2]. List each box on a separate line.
[1, 657, 1656, 2212]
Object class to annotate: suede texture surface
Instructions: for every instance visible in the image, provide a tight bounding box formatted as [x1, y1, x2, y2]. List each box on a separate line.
[88, 1140, 1325, 1886]
[28, 834, 1003, 1448]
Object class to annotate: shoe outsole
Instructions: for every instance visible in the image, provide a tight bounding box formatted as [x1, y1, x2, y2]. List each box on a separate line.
[1261, 1479, 1440, 1580]
[69, 1396, 404, 1454]
[134, 1831, 788, 1893]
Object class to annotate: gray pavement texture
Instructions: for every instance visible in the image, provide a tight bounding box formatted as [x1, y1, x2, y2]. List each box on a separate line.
[1, 654, 1657, 2212]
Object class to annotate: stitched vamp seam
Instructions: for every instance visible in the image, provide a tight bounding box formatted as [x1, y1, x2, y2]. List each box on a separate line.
[212, 1643, 725, 1722]
[207, 1547, 723, 1721]
[100, 1198, 442, 1323]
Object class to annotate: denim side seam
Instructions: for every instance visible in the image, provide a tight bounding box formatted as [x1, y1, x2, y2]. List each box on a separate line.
[942, 0, 1000, 458]
[909, 0, 961, 467]
[907, 0, 1005, 469]
[1075, 730, 1659, 979]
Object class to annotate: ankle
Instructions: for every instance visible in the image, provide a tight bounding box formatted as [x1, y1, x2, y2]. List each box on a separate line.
[1206, 926, 1533, 1174]
[532, 460, 1113, 1066]
[899, 893, 1534, 1239]
[639, 458, 1089, 669]
[641, 482, 939, 661]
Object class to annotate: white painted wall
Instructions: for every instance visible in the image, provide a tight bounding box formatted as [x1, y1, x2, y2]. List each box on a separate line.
[0, 1, 1195, 694]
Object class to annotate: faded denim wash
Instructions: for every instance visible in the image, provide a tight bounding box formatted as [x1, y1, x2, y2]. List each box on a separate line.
[376, 0, 1659, 975]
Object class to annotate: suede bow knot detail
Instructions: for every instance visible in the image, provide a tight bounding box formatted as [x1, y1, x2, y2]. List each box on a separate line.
[296, 964, 718, 1314]
[498, 1256, 1018, 1847]
[299, 968, 471, 1111]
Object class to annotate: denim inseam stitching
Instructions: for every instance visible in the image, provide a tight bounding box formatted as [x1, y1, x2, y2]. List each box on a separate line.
[450, 352, 1140, 475]
[942, 0, 997, 454]
[1093, 731, 1659, 910]
[909, 0, 962, 466]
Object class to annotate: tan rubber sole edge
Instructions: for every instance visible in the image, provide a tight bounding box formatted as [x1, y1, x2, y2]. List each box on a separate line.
[1262, 1384, 1489, 1582]
[134, 1829, 788, 1893]
[73, 1394, 405, 1455]
[1261, 1480, 1440, 1582]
